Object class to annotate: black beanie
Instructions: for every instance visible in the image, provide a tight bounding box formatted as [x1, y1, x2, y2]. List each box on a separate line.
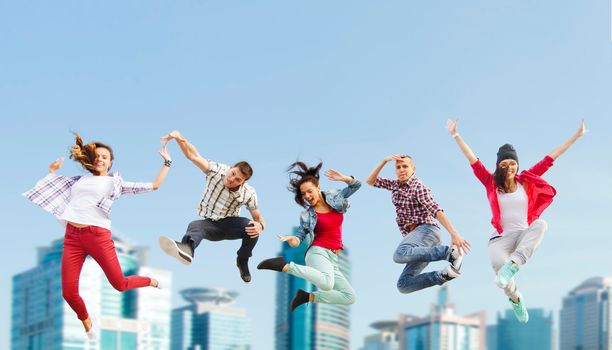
[496, 144, 518, 166]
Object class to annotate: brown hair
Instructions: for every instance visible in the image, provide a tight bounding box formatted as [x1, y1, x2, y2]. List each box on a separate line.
[69, 133, 114, 175]
[233, 161, 253, 180]
[493, 165, 518, 193]
[287, 161, 323, 208]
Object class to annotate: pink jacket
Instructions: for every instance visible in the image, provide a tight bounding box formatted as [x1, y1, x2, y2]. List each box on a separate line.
[471, 156, 557, 234]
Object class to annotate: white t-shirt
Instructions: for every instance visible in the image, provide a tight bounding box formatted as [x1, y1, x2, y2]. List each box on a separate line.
[497, 184, 529, 234]
[60, 174, 115, 229]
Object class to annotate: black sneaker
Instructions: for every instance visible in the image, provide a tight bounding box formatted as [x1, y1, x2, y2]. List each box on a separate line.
[290, 289, 311, 312]
[257, 257, 288, 272]
[159, 236, 193, 265]
[237, 257, 251, 283]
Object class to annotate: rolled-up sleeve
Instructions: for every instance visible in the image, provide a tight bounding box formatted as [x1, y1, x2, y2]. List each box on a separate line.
[373, 177, 396, 191]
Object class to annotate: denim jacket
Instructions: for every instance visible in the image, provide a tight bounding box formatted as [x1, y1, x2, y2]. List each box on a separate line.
[294, 178, 361, 247]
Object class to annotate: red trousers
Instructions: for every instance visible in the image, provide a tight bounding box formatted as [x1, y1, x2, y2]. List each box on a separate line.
[61, 224, 151, 320]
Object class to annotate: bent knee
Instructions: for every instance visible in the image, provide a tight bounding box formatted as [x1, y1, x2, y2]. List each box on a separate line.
[318, 280, 334, 291]
[344, 293, 356, 305]
[531, 219, 548, 233]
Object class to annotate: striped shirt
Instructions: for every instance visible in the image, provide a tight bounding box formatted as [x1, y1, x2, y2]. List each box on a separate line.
[197, 161, 258, 220]
[374, 175, 442, 235]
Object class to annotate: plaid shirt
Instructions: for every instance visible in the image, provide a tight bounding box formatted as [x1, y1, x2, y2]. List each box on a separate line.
[23, 172, 153, 220]
[374, 175, 442, 235]
[197, 161, 258, 221]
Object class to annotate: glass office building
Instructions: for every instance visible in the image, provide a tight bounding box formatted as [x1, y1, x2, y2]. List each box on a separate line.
[11, 236, 172, 350]
[494, 308, 553, 350]
[171, 287, 251, 350]
[560, 276, 612, 350]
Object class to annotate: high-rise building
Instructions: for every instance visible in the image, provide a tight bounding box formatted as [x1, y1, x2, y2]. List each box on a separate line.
[171, 287, 251, 350]
[360, 321, 399, 350]
[11, 236, 172, 350]
[560, 276, 612, 350]
[494, 308, 553, 350]
[399, 286, 485, 350]
[275, 227, 352, 350]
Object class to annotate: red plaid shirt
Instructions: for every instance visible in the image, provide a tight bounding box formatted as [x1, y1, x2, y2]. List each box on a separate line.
[374, 175, 442, 235]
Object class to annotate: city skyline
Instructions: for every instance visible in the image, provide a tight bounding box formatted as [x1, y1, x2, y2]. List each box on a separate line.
[2, 2, 611, 349]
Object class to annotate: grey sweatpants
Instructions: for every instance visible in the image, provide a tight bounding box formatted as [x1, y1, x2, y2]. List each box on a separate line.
[487, 219, 548, 300]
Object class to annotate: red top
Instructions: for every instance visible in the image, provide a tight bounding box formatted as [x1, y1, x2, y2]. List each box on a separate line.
[312, 210, 344, 250]
[471, 155, 557, 234]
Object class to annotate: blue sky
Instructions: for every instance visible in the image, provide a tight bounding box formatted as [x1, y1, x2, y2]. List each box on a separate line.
[1, 1, 611, 349]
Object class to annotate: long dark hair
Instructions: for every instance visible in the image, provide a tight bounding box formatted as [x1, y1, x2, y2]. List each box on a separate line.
[493, 165, 518, 193]
[287, 161, 323, 207]
[69, 133, 114, 175]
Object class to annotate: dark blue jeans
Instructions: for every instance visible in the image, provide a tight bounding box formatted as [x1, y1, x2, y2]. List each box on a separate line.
[394, 224, 450, 294]
[182, 217, 258, 259]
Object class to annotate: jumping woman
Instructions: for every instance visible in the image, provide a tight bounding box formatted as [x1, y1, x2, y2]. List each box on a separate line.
[23, 134, 171, 338]
[257, 162, 360, 311]
[446, 119, 586, 323]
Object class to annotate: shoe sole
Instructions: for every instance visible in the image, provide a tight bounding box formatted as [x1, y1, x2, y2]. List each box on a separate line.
[159, 236, 192, 265]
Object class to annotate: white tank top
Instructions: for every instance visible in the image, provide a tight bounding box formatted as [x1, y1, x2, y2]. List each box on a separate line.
[60, 174, 115, 229]
[497, 184, 529, 234]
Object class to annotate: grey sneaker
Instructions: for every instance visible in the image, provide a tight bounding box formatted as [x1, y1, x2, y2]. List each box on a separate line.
[159, 236, 193, 265]
[448, 245, 463, 272]
[441, 265, 461, 281]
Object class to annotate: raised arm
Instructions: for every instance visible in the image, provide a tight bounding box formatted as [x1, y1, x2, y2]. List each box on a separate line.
[446, 119, 478, 165]
[161, 130, 210, 173]
[151, 143, 172, 190]
[325, 169, 361, 198]
[547, 120, 587, 160]
[366, 155, 402, 185]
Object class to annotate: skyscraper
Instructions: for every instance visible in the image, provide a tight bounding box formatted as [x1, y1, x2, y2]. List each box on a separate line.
[11, 236, 172, 350]
[360, 286, 484, 350]
[275, 227, 352, 350]
[560, 276, 612, 350]
[494, 308, 554, 350]
[171, 287, 251, 350]
[360, 320, 400, 350]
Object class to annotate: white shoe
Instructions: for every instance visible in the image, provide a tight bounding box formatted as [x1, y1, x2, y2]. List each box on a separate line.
[448, 245, 463, 271]
[85, 318, 96, 340]
[159, 236, 193, 265]
[442, 265, 461, 281]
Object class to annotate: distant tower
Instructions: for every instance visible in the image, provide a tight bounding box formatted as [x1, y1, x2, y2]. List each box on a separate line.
[171, 287, 251, 350]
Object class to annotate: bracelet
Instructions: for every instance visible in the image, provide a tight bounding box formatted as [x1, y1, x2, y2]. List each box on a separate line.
[164, 159, 172, 167]
[259, 222, 265, 231]
[452, 133, 460, 138]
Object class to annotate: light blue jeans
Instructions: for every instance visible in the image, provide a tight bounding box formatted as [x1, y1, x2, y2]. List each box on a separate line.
[287, 246, 356, 305]
[394, 224, 450, 294]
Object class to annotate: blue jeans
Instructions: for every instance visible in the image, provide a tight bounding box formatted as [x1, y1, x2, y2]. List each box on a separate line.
[394, 224, 449, 294]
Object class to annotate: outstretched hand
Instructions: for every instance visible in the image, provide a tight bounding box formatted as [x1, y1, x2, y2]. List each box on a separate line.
[325, 169, 351, 182]
[277, 234, 299, 248]
[48, 158, 63, 174]
[159, 142, 172, 162]
[451, 234, 471, 256]
[446, 118, 459, 136]
[576, 119, 587, 137]
[161, 130, 184, 142]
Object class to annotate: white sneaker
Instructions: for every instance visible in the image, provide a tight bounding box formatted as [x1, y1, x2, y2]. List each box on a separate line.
[442, 265, 461, 281]
[159, 236, 193, 265]
[448, 245, 463, 271]
[85, 318, 96, 340]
